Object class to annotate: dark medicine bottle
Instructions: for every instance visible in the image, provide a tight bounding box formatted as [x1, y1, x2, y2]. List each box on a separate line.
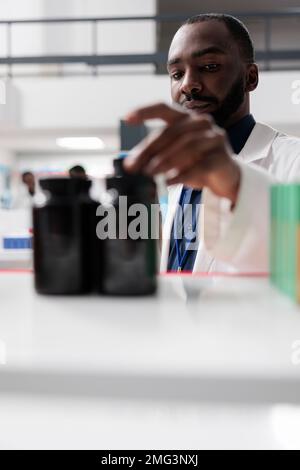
[33, 178, 100, 295]
[99, 158, 157, 295]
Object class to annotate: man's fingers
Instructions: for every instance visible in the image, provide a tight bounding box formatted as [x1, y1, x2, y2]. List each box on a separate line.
[124, 115, 213, 173]
[143, 128, 227, 176]
[125, 102, 188, 125]
[143, 132, 204, 176]
[123, 128, 166, 173]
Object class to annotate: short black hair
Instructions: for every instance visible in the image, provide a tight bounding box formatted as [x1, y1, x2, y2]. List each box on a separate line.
[69, 165, 86, 174]
[21, 171, 34, 180]
[182, 13, 255, 63]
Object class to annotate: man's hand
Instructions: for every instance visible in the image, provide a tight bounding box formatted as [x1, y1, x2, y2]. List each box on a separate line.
[123, 102, 241, 205]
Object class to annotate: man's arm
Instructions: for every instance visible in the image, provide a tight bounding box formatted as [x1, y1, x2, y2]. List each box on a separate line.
[202, 161, 274, 272]
[123, 102, 272, 272]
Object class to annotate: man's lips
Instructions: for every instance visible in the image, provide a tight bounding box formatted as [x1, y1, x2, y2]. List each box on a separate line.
[183, 101, 215, 111]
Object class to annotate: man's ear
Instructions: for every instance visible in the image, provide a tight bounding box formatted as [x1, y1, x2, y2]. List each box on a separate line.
[246, 63, 259, 92]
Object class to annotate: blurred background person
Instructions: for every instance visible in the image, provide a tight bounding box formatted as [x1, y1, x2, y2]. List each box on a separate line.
[69, 165, 87, 180]
[21, 171, 36, 197]
[10, 171, 37, 209]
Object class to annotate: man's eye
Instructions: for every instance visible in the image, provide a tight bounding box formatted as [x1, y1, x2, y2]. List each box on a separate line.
[171, 72, 183, 80]
[202, 64, 220, 72]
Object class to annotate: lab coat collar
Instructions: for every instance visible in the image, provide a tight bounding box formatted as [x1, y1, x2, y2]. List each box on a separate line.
[160, 183, 183, 272]
[237, 122, 278, 164]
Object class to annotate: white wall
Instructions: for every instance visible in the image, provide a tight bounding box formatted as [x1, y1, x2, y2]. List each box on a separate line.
[0, 0, 44, 56]
[15, 75, 169, 129]
[251, 71, 300, 134]
[0, 149, 14, 166]
[0, 80, 22, 127]
[0, 0, 43, 20]
[13, 71, 300, 136]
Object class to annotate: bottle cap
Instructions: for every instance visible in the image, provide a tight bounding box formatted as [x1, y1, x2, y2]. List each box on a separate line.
[40, 177, 91, 195]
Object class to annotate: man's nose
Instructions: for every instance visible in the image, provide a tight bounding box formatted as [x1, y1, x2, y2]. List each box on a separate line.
[180, 71, 203, 96]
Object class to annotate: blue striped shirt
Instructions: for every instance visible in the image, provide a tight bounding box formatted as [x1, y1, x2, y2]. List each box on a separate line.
[167, 114, 256, 272]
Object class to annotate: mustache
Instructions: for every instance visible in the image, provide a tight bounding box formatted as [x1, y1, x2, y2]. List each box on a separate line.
[182, 92, 218, 106]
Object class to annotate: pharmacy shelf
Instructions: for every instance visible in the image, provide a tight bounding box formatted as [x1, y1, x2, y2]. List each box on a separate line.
[0, 272, 299, 404]
[0, 250, 32, 269]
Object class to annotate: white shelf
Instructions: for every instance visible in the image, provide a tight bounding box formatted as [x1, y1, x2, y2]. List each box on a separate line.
[0, 273, 299, 404]
[0, 249, 32, 269]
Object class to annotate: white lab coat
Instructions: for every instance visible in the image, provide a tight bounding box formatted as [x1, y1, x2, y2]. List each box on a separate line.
[160, 122, 300, 273]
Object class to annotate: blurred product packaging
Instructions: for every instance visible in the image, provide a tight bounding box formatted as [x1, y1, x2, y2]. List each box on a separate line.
[270, 183, 300, 302]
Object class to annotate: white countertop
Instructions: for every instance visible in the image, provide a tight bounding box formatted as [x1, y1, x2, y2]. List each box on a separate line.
[1, 271, 300, 403]
[0, 394, 286, 449]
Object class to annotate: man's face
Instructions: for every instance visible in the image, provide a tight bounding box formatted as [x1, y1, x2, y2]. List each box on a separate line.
[22, 173, 35, 190]
[167, 21, 248, 127]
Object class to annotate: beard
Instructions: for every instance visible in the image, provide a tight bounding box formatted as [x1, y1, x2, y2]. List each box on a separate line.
[211, 75, 245, 127]
[186, 74, 246, 128]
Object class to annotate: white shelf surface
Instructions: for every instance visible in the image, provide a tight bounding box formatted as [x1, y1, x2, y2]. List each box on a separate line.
[0, 249, 32, 269]
[0, 272, 300, 404]
[0, 394, 288, 450]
